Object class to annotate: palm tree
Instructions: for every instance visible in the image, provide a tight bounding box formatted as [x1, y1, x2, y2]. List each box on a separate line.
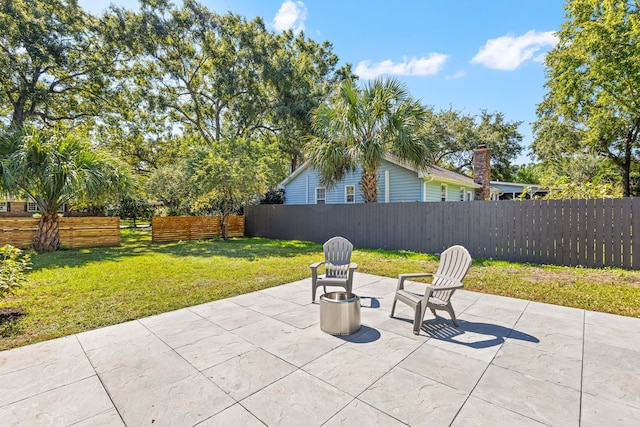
[306, 78, 432, 202]
[0, 127, 133, 251]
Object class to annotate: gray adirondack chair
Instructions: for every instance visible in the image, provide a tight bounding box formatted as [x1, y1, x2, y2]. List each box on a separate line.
[310, 237, 358, 302]
[390, 245, 472, 334]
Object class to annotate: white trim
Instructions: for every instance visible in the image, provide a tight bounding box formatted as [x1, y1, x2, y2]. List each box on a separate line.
[384, 170, 390, 203]
[315, 187, 326, 204]
[345, 185, 355, 203]
[440, 183, 448, 202]
[459, 187, 465, 201]
[467, 190, 473, 201]
[279, 161, 309, 187]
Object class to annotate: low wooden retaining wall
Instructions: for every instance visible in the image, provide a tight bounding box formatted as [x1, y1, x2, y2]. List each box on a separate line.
[0, 217, 120, 249]
[151, 216, 245, 243]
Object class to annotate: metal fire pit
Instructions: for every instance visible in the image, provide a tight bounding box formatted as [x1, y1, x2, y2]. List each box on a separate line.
[320, 291, 361, 335]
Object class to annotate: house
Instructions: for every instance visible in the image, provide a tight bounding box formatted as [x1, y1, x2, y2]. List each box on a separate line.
[0, 197, 41, 218]
[279, 145, 546, 204]
[0, 196, 71, 217]
[279, 154, 482, 205]
[490, 181, 549, 200]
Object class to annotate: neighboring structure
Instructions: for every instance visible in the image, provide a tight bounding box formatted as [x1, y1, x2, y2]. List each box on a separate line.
[0, 197, 41, 218]
[0, 197, 70, 217]
[490, 181, 549, 200]
[279, 154, 481, 205]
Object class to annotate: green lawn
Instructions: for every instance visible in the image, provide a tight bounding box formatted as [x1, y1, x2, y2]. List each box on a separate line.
[1, 229, 639, 350]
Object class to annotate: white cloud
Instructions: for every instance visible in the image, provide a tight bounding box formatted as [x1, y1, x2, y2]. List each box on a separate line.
[471, 30, 558, 71]
[355, 54, 449, 80]
[446, 70, 466, 80]
[273, 1, 307, 34]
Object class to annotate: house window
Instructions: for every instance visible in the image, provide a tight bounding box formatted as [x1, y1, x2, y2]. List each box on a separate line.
[0, 202, 7, 212]
[316, 187, 326, 204]
[345, 185, 355, 203]
[467, 191, 473, 201]
[440, 184, 447, 201]
[27, 202, 37, 212]
[459, 187, 465, 201]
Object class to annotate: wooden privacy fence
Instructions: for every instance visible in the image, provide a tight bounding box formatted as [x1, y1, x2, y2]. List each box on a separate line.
[246, 198, 640, 269]
[0, 217, 120, 249]
[152, 216, 245, 243]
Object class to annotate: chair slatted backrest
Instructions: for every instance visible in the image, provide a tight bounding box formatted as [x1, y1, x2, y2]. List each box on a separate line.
[324, 236, 353, 279]
[432, 245, 472, 301]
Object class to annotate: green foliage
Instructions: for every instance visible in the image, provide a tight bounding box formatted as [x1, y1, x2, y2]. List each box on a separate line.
[145, 164, 192, 216]
[533, 0, 640, 196]
[260, 188, 285, 204]
[116, 196, 155, 226]
[307, 78, 431, 202]
[0, 245, 30, 299]
[0, 126, 134, 250]
[424, 108, 523, 181]
[186, 137, 280, 238]
[0, 127, 133, 214]
[0, 0, 123, 128]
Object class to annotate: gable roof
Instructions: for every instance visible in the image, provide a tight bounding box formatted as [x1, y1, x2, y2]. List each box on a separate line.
[279, 154, 481, 188]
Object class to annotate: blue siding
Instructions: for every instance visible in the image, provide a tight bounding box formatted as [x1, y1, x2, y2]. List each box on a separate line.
[383, 160, 422, 202]
[283, 168, 311, 204]
[282, 160, 475, 204]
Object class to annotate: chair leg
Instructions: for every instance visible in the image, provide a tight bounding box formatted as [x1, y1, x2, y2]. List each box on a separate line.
[312, 284, 317, 302]
[445, 303, 459, 327]
[413, 303, 424, 335]
[390, 298, 397, 318]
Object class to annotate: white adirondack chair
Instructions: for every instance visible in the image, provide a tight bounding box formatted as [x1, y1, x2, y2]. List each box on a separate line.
[310, 237, 358, 302]
[390, 245, 472, 334]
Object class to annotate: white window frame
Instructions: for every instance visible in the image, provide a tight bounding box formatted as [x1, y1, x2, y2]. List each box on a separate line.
[440, 183, 448, 202]
[0, 202, 7, 212]
[467, 191, 473, 201]
[27, 201, 37, 212]
[459, 187, 465, 201]
[345, 185, 355, 203]
[315, 187, 326, 204]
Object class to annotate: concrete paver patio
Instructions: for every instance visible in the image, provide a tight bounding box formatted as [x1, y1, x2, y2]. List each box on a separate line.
[2, 272, 640, 426]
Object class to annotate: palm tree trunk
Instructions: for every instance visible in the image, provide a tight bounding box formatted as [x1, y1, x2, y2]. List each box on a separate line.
[33, 212, 60, 252]
[360, 169, 379, 203]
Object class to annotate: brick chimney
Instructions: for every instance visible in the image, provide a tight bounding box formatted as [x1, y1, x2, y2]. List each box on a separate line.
[473, 145, 491, 200]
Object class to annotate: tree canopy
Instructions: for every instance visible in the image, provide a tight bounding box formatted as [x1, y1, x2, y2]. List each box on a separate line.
[0, 127, 133, 251]
[533, 0, 640, 196]
[424, 108, 523, 181]
[0, 0, 125, 129]
[306, 78, 432, 203]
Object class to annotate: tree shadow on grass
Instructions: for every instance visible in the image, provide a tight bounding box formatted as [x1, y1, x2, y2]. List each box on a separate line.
[0, 307, 24, 339]
[29, 232, 323, 271]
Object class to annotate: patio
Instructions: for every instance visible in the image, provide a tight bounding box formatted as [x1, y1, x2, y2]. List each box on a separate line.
[1, 272, 640, 426]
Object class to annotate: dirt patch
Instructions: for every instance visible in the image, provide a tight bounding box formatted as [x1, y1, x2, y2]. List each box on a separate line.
[520, 267, 640, 288]
[0, 307, 25, 323]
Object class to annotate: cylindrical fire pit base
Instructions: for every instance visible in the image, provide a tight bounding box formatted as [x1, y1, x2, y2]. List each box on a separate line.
[320, 291, 361, 335]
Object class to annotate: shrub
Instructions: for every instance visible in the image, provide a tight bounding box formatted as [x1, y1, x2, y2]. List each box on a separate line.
[0, 245, 31, 299]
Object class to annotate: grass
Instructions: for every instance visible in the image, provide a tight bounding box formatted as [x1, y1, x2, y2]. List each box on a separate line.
[1, 229, 639, 350]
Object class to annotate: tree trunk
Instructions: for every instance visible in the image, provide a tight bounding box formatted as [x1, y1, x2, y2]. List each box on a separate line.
[360, 168, 379, 203]
[219, 214, 228, 241]
[33, 212, 60, 252]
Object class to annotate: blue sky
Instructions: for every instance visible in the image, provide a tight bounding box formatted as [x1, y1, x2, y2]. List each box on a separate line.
[80, 0, 566, 164]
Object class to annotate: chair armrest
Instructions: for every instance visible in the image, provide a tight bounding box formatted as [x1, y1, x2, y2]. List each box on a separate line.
[396, 273, 433, 292]
[310, 262, 323, 270]
[349, 262, 358, 270]
[425, 283, 463, 292]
